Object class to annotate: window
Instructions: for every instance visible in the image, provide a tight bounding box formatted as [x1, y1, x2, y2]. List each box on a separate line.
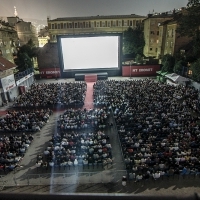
[112, 21, 116, 27]
[157, 31, 159, 35]
[91, 22, 94, 28]
[52, 24, 54, 29]
[150, 31, 155, 35]
[96, 22, 100, 27]
[170, 42, 173, 48]
[75, 23, 78, 28]
[151, 20, 155, 25]
[57, 24, 60, 29]
[107, 21, 111, 27]
[63, 23, 66, 29]
[86, 22, 89, 28]
[129, 21, 132, 26]
[55, 24, 57, 29]
[155, 48, 158, 52]
[150, 48, 153, 51]
[124, 20, 127, 26]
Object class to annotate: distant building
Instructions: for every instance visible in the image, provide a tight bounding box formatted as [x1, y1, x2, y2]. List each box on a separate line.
[143, 13, 173, 58]
[7, 16, 39, 47]
[38, 26, 50, 47]
[0, 20, 18, 63]
[47, 14, 146, 42]
[157, 17, 191, 60]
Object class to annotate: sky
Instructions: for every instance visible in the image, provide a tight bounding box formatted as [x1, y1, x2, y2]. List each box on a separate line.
[0, 0, 189, 21]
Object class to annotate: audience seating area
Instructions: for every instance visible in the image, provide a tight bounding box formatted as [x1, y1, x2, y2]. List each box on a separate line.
[13, 82, 87, 108]
[0, 109, 52, 133]
[35, 108, 113, 171]
[93, 79, 200, 180]
[0, 133, 34, 174]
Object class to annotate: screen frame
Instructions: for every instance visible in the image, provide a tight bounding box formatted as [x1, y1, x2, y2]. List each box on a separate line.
[57, 33, 122, 78]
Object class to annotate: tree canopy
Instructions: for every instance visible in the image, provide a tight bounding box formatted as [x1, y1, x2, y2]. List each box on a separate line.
[177, 0, 200, 37]
[176, 0, 200, 58]
[161, 54, 175, 73]
[191, 58, 200, 82]
[14, 39, 38, 72]
[123, 26, 145, 56]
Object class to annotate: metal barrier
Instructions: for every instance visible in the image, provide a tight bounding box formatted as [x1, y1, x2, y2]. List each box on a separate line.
[26, 171, 127, 186]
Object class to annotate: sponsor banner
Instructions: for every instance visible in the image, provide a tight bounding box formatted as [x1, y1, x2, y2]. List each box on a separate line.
[122, 65, 160, 77]
[39, 68, 61, 78]
[1, 74, 16, 92]
[16, 72, 34, 86]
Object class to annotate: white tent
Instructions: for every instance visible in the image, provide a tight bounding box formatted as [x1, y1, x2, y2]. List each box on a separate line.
[165, 73, 189, 86]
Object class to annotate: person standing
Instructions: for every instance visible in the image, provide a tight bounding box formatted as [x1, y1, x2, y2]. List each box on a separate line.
[122, 176, 127, 186]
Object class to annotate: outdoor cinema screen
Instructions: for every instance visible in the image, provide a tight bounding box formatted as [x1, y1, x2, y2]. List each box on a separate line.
[60, 35, 120, 71]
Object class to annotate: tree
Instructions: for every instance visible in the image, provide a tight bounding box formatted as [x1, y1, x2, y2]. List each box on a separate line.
[123, 26, 145, 56]
[14, 39, 38, 72]
[191, 58, 200, 82]
[14, 52, 33, 72]
[176, 0, 200, 58]
[135, 54, 143, 64]
[161, 54, 175, 73]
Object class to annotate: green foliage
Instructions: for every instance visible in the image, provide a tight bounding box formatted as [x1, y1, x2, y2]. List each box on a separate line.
[123, 26, 145, 56]
[191, 58, 200, 81]
[174, 60, 183, 74]
[14, 39, 38, 72]
[176, 0, 200, 59]
[161, 54, 175, 73]
[14, 52, 33, 72]
[177, 0, 200, 37]
[135, 54, 143, 64]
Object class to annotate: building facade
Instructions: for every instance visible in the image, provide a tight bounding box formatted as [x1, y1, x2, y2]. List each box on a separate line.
[0, 20, 19, 63]
[7, 17, 39, 47]
[47, 14, 146, 42]
[38, 26, 50, 47]
[143, 14, 173, 58]
[157, 19, 191, 59]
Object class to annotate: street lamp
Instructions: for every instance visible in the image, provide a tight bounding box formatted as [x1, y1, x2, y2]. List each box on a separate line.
[129, 60, 132, 79]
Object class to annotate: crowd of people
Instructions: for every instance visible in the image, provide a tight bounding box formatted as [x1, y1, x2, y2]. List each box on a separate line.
[13, 82, 87, 108]
[93, 79, 200, 180]
[0, 109, 52, 132]
[57, 108, 109, 131]
[2, 78, 200, 182]
[36, 129, 112, 170]
[0, 133, 34, 174]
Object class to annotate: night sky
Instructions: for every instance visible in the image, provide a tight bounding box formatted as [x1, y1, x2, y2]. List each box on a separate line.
[0, 0, 189, 20]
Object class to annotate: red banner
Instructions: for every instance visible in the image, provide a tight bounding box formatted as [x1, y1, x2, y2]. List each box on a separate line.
[39, 68, 61, 78]
[122, 65, 160, 77]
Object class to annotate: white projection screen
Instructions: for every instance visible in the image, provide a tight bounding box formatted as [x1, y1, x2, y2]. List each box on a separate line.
[60, 35, 120, 71]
